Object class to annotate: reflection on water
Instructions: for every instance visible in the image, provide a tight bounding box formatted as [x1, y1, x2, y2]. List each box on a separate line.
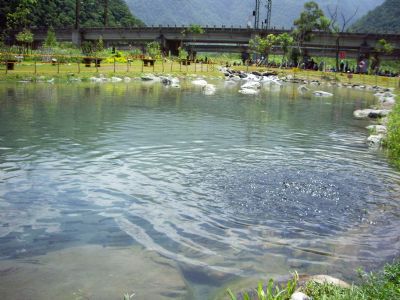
[0, 81, 399, 299]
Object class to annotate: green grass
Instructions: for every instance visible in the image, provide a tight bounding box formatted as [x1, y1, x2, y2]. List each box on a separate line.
[303, 261, 400, 300]
[227, 261, 400, 300]
[386, 97, 400, 168]
[227, 272, 299, 300]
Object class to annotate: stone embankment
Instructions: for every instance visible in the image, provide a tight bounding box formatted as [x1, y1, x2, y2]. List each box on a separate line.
[353, 89, 397, 147]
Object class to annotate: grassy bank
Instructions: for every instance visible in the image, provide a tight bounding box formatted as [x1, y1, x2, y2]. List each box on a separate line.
[226, 260, 400, 300]
[1, 60, 399, 89]
[386, 97, 400, 168]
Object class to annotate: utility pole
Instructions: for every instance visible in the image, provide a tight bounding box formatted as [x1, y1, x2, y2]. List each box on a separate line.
[265, 0, 272, 30]
[253, 0, 261, 29]
[254, 0, 272, 30]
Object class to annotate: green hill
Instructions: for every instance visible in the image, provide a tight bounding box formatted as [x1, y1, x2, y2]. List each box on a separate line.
[0, 0, 144, 30]
[125, 0, 383, 29]
[350, 0, 400, 33]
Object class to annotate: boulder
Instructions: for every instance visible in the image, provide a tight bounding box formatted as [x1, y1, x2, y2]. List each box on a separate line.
[353, 109, 390, 119]
[239, 88, 259, 95]
[367, 134, 384, 147]
[203, 84, 216, 95]
[313, 91, 333, 97]
[252, 71, 263, 76]
[192, 79, 208, 86]
[306, 275, 351, 289]
[241, 81, 261, 89]
[366, 125, 387, 134]
[291, 291, 311, 300]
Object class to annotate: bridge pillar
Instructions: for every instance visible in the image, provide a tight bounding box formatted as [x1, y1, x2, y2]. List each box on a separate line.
[165, 40, 181, 56]
[71, 30, 82, 47]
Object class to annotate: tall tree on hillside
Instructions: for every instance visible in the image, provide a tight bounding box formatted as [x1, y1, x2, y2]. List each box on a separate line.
[6, 0, 36, 30]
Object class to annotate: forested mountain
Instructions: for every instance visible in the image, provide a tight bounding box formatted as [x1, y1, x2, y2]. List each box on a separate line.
[350, 0, 400, 34]
[125, 0, 383, 29]
[0, 0, 144, 30]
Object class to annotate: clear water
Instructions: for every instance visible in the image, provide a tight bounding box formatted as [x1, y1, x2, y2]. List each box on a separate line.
[0, 80, 399, 299]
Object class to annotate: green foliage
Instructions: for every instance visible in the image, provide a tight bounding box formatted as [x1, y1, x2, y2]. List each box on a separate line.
[387, 99, 400, 169]
[187, 24, 205, 34]
[304, 261, 400, 300]
[96, 36, 104, 53]
[293, 1, 326, 44]
[226, 261, 400, 300]
[6, 0, 36, 30]
[276, 33, 294, 65]
[375, 39, 394, 55]
[350, 0, 400, 33]
[0, 0, 143, 31]
[227, 272, 298, 300]
[178, 47, 188, 60]
[43, 27, 57, 48]
[249, 34, 277, 56]
[145, 41, 161, 58]
[16, 28, 33, 44]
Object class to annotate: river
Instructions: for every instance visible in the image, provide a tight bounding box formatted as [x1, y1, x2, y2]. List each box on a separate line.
[0, 79, 399, 299]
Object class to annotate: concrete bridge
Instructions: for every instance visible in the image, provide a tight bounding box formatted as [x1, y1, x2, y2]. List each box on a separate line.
[31, 26, 400, 60]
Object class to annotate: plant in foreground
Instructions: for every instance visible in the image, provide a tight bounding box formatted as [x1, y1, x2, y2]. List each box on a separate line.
[227, 271, 298, 300]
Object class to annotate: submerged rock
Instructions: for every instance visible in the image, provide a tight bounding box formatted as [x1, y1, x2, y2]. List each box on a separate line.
[313, 91, 333, 97]
[192, 79, 208, 86]
[241, 81, 261, 90]
[161, 76, 180, 88]
[239, 88, 259, 95]
[203, 84, 216, 95]
[111, 76, 122, 82]
[141, 74, 160, 81]
[298, 85, 310, 95]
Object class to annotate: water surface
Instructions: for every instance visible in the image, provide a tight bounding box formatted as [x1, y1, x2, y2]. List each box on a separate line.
[0, 80, 399, 299]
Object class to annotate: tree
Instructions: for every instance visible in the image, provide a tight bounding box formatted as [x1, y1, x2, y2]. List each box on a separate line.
[145, 41, 161, 59]
[292, 1, 325, 55]
[276, 33, 294, 67]
[371, 39, 394, 73]
[249, 34, 276, 65]
[187, 24, 205, 35]
[178, 47, 188, 60]
[43, 27, 58, 48]
[16, 28, 33, 53]
[328, 5, 359, 71]
[96, 36, 104, 53]
[6, 0, 37, 30]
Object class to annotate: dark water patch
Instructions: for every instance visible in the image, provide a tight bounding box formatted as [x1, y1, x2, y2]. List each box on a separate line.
[214, 165, 385, 236]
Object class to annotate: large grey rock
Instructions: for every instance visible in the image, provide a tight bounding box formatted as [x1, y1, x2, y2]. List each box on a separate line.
[367, 134, 385, 147]
[366, 125, 387, 134]
[307, 275, 350, 288]
[354, 109, 391, 119]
